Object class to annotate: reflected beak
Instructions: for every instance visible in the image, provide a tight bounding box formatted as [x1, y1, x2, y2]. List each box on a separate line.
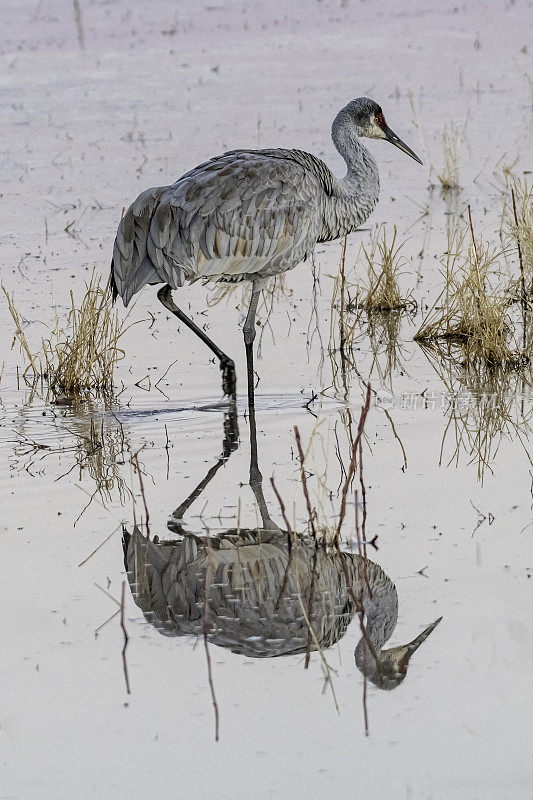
[383, 124, 423, 165]
[405, 616, 442, 655]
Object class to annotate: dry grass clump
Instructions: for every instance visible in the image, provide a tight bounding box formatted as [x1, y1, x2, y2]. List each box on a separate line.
[329, 227, 414, 357]
[415, 220, 520, 365]
[353, 225, 416, 313]
[3, 272, 130, 397]
[327, 230, 414, 398]
[437, 121, 462, 191]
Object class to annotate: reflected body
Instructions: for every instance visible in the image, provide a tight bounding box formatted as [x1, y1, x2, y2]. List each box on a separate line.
[110, 97, 421, 397]
[124, 526, 439, 689]
[122, 356, 438, 691]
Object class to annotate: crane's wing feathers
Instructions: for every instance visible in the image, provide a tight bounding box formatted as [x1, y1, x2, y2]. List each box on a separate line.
[112, 149, 324, 305]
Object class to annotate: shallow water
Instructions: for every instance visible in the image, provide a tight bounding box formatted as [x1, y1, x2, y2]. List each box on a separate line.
[1, 1, 533, 798]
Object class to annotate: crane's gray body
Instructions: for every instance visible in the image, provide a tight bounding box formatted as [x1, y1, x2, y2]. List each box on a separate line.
[111, 100, 382, 306]
[123, 525, 439, 688]
[123, 526, 395, 658]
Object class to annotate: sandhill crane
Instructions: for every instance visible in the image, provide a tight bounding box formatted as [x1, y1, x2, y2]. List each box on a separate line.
[110, 97, 421, 399]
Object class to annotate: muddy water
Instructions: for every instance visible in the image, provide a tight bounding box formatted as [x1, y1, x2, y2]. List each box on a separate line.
[1, 1, 532, 798]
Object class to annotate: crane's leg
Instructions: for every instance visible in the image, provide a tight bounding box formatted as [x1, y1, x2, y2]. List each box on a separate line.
[157, 284, 236, 398]
[243, 284, 261, 407]
[243, 283, 279, 530]
[167, 407, 239, 530]
[247, 398, 281, 533]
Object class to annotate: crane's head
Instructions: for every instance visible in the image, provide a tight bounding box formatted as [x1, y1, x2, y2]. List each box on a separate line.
[343, 97, 423, 165]
[356, 616, 442, 690]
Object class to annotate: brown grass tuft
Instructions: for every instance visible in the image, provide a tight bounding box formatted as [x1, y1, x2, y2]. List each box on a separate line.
[415, 220, 520, 365]
[3, 272, 131, 397]
[354, 225, 416, 313]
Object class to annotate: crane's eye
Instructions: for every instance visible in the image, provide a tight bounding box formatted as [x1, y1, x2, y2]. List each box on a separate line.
[374, 113, 385, 127]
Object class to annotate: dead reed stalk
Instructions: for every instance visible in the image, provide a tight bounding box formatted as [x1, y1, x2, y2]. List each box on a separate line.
[336, 384, 372, 539]
[328, 228, 414, 384]
[504, 179, 533, 301]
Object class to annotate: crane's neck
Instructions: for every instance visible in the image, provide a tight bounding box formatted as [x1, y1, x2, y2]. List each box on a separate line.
[318, 112, 380, 242]
[353, 560, 398, 670]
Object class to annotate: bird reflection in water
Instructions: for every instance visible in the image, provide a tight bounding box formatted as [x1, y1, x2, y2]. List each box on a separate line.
[123, 399, 440, 690]
[124, 525, 440, 690]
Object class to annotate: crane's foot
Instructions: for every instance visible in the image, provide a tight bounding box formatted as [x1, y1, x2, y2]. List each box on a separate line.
[220, 358, 236, 399]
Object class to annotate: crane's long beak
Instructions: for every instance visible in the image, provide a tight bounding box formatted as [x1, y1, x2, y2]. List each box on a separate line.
[383, 124, 423, 165]
[405, 616, 442, 654]
[393, 616, 442, 676]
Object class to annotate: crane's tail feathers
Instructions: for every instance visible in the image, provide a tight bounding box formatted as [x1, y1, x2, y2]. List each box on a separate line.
[110, 185, 184, 307]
